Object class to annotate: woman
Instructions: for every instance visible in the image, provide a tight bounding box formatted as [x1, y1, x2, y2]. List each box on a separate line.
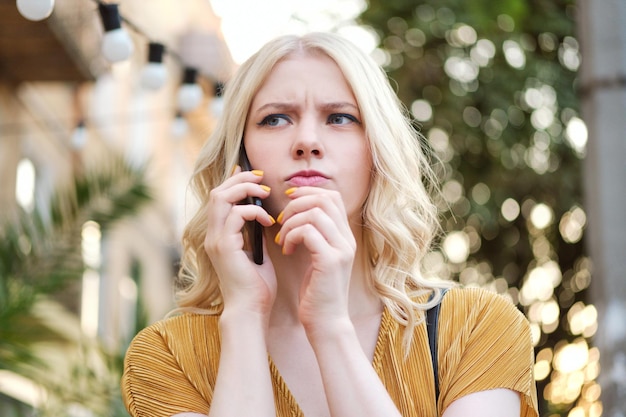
[121, 32, 538, 417]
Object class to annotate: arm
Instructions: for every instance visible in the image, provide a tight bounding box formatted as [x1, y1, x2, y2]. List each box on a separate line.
[442, 389, 521, 417]
[306, 318, 403, 417]
[206, 311, 275, 417]
[278, 187, 403, 416]
[437, 289, 539, 417]
[201, 168, 278, 416]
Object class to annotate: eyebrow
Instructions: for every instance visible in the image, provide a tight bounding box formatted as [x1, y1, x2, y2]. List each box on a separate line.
[253, 101, 359, 114]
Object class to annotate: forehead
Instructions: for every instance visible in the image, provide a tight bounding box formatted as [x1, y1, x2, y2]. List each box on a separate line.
[252, 51, 356, 101]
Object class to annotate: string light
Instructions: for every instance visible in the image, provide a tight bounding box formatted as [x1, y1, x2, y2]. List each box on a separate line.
[15, 0, 219, 134]
[98, 2, 134, 63]
[16, 0, 55, 21]
[210, 81, 225, 118]
[71, 120, 88, 149]
[92, 1, 210, 117]
[92, 0, 214, 118]
[170, 112, 189, 139]
[177, 68, 203, 113]
[140, 42, 167, 90]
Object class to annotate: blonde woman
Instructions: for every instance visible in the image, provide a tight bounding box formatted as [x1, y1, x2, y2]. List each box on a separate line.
[121, 32, 538, 417]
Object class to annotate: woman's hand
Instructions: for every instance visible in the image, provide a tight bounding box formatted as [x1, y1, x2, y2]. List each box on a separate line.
[203, 167, 277, 317]
[274, 186, 357, 331]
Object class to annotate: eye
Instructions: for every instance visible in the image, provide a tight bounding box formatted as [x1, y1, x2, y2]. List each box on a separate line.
[328, 113, 360, 125]
[258, 114, 291, 127]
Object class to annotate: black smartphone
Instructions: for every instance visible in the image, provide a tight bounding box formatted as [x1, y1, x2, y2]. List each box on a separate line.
[239, 144, 264, 265]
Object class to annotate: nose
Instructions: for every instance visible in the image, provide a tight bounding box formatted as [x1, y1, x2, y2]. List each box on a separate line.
[291, 118, 324, 159]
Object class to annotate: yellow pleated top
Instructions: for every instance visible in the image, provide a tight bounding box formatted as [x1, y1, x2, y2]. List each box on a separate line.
[121, 287, 538, 417]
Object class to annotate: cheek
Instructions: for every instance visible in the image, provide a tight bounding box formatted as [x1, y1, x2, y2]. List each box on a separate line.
[344, 148, 373, 207]
[352, 145, 373, 185]
[245, 132, 288, 166]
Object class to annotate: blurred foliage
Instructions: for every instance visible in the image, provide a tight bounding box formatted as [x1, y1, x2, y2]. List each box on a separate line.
[359, 1, 596, 416]
[0, 150, 151, 416]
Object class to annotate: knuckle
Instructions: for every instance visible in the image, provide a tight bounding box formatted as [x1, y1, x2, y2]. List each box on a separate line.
[311, 206, 325, 218]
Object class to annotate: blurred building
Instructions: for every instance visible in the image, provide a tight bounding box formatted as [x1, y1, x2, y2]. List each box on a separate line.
[0, 0, 234, 410]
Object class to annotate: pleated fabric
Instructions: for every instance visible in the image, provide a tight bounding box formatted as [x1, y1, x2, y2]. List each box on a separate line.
[121, 287, 538, 417]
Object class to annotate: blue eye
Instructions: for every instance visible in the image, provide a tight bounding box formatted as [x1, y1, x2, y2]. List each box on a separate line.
[258, 114, 290, 127]
[328, 113, 360, 125]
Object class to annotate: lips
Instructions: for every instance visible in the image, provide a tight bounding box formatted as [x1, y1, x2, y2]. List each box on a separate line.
[286, 170, 330, 187]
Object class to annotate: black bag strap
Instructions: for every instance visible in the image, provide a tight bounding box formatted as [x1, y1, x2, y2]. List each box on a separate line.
[426, 288, 449, 405]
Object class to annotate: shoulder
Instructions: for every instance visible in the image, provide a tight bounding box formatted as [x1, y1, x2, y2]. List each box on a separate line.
[122, 314, 221, 417]
[437, 287, 538, 416]
[440, 287, 528, 330]
[128, 313, 220, 351]
[124, 313, 221, 373]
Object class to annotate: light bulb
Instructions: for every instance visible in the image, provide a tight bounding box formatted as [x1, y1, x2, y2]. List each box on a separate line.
[98, 3, 133, 63]
[140, 43, 167, 90]
[171, 113, 189, 139]
[210, 81, 225, 118]
[102, 28, 134, 63]
[210, 97, 224, 118]
[71, 121, 87, 149]
[176, 68, 203, 113]
[177, 85, 203, 113]
[141, 63, 167, 90]
[16, 0, 54, 21]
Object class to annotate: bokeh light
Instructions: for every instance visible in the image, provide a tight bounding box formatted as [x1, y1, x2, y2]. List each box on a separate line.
[565, 117, 588, 156]
[443, 231, 470, 264]
[16, 158, 36, 212]
[501, 198, 521, 222]
[358, 2, 596, 414]
[530, 203, 554, 229]
[411, 99, 433, 121]
[503, 40, 526, 68]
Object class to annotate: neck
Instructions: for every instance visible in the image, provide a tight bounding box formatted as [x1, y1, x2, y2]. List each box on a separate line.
[265, 224, 382, 328]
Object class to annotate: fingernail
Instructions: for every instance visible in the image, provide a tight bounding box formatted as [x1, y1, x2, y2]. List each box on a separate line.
[276, 211, 284, 224]
[260, 185, 271, 192]
[285, 187, 297, 195]
[274, 231, 281, 244]
[268, 215, 276, 225]
[251, 170, 264, 176]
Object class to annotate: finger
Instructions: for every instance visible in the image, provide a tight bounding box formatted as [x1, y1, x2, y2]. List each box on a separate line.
[225, 204, 275, 234]
[205, 204, 273, 253]
[281, 223, 328, 256]
[277, 193, 352, 243]
[280, 209, 356, 257]
[279, 206, 336, 244]
[217, 168, 264, 193]
[279, 190, 346, 226]
[208, 180, 271, 219]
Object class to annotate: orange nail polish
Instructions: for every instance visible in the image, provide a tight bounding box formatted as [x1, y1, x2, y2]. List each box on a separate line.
[285, 187, 297, 195]
[251, 170, 264, 176]
[274, 232, 281, 244]
[260, 185, 271, 192]
[276, 211, 284, 224]
[268, 215, 276, 225]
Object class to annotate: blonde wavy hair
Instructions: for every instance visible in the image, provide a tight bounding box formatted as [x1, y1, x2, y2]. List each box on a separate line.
[176, 32, 451, 345]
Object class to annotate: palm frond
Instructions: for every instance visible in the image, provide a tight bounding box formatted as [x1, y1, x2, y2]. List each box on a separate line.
[0, 150, 152, 373]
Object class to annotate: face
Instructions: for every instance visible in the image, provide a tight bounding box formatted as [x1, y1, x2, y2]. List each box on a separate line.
[244, 52, 372, 222]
